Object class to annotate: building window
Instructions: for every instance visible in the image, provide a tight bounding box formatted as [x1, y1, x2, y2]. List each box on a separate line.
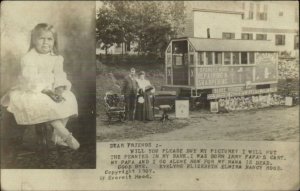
[249, 52, 255, 64]
[222, 32, 235, 39]
[207, 28, 210, 38]
[232, 52, 240, 65]
[206, 52, 213, 65]
[242, 33, 253, 40]
[198, 52, 204, 65]
[279, 12, 283, 16]
[215, 52, 222, 65]
[263, 4, 268, 20]
[295, 35, 299, 49]
[275, 35, 285, 45]
[256, 3, 267, 20]
[258, 12, 267, 20]
[224, 52, 231, 65]
[242, 2, 245, 19]
[256, 3, 260, 20]
[241, 52, 248, 64]
[248, 2, 254, 19]
[256, 34, 267, 40]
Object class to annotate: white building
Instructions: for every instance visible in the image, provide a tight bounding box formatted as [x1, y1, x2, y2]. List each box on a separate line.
[181, 1, 299, 57]
[96, 42, 137, 55]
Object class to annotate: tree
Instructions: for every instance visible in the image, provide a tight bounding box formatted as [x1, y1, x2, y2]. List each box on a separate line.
[96, 4, 123, 54]
[96, 1, 185, 56]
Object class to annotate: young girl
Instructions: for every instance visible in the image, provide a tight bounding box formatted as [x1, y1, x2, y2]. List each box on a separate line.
[1, 23, 80, 150]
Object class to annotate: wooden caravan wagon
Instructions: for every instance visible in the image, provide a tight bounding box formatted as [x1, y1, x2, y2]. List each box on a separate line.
[164, 37, 279, 103]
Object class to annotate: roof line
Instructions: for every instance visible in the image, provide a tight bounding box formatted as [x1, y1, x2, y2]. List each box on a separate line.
[177, 36, 272, 42]
[192, 8, 244, 15]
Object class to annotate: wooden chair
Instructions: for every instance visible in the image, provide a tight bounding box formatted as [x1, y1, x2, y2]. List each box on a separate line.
[104, 92, 126, 124]
[34, 123, 53, 162]
[1, 108, 56, 168]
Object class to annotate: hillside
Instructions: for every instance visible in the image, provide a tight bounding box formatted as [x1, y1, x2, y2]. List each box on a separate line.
[96, 58, 165, 118]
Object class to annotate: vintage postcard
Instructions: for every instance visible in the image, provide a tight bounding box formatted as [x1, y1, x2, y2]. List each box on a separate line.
[1, 1, 299, 190]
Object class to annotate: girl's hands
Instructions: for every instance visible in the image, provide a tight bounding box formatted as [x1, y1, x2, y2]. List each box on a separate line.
[55, 86, 66, 96]
[54, 86, 66, 102]
[41, 87, 65, 102]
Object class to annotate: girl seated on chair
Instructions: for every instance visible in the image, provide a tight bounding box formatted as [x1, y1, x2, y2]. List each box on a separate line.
[1, 23, 80, 150]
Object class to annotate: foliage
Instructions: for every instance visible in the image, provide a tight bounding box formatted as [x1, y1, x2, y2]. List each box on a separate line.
[96, 1, 185, 56]
[96, 5, 123, 54]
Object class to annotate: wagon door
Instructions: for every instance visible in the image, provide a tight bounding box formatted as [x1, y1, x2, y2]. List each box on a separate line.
[172, 40, 188, 85]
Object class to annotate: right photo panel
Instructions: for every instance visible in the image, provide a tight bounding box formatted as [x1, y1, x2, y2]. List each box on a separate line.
[95, 1, 299, 190]
[96, 1, 298, 142]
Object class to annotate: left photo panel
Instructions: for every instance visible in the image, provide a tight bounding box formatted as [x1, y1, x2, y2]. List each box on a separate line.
[1, 1, 96, 169]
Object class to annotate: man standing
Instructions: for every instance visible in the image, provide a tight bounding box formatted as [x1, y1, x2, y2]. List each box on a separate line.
[122, 68, 138, 121]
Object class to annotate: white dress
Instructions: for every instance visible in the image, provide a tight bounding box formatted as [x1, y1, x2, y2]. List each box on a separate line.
[2, 49, 78, 125]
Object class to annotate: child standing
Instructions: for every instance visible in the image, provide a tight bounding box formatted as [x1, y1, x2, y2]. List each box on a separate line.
[1, 23, 80, 150]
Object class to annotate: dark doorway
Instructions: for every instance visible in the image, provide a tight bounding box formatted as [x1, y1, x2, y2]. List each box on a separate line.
[172, 40, 188, 85]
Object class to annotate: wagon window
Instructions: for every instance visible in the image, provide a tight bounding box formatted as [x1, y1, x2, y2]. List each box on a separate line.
[241, 52, 248, 64]
[232, 52, 240, 65]
[256, 34, 267, 40]
[275, 34, 285, 45]
[222, 32, 235, 39]
[206, 52, 213, 65]
[198, 52, 204, 65]
[224, 52, 231, 65]
[173, 55, 183, 66]
[189, 54, 194, 65]
[214, 52, 222, 65]
[249, 52, 255, 64]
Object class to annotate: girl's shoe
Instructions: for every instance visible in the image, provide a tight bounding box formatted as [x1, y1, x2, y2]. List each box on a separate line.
[64, 133, 80, 150]
[52, 134, 68, 147]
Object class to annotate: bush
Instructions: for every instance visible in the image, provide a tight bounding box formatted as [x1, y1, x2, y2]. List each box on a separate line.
[278, 58, 299, 79]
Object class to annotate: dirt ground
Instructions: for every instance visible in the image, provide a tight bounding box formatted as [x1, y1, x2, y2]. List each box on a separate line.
[97, 105, 299, 142]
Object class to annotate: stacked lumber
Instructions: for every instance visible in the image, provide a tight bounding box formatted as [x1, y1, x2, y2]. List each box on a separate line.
[218, 94, 285, 111]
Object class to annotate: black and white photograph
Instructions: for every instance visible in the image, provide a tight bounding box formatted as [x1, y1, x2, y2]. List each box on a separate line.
[0, 1, 299, 191]
[1, 1, 96, 169]
[96, 1, 299, 142]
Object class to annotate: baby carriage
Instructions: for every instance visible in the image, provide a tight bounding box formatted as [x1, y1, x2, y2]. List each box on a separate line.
[104, 92, 126, 123]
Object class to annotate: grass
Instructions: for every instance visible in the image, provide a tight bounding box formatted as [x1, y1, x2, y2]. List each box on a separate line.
[97, 120, 189, 142]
